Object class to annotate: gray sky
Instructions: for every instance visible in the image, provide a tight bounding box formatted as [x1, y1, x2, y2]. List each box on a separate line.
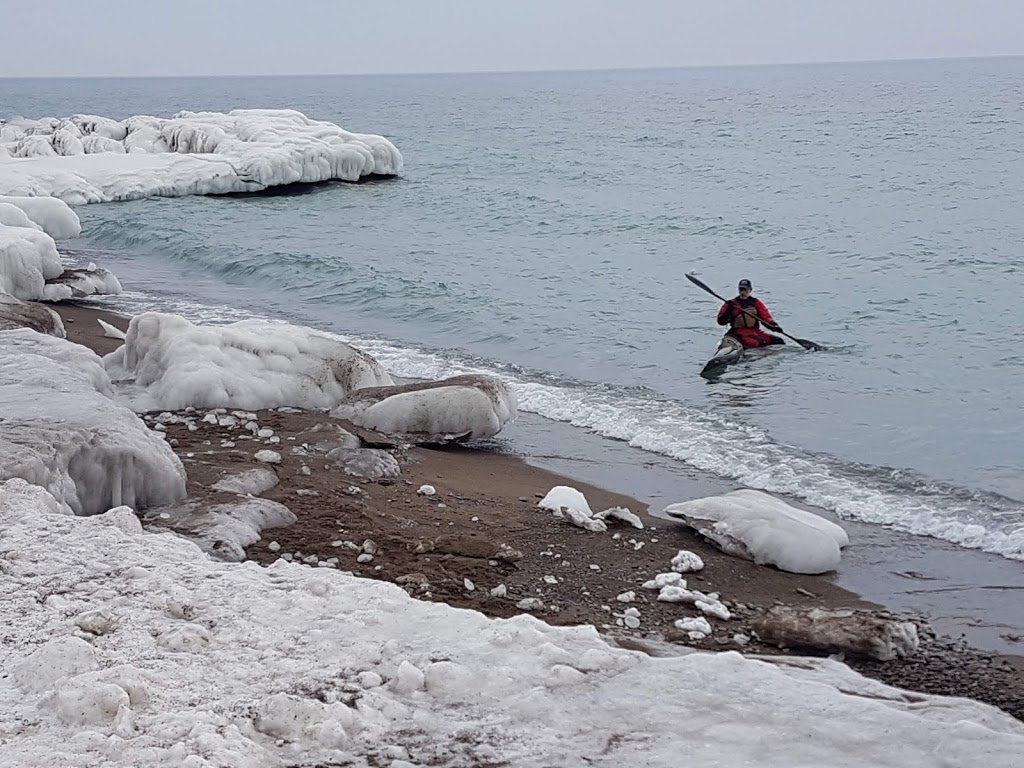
[2, 0, 1022, 78]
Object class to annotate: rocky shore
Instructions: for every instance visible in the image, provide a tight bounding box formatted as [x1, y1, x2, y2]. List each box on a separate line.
[60, 301, 1024, 722]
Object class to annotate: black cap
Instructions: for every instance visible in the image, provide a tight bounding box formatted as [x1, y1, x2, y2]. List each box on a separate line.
[738, 279, 752, 290]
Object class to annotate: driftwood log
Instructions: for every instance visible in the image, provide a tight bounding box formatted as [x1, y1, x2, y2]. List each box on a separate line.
[752, 606, 919, 661]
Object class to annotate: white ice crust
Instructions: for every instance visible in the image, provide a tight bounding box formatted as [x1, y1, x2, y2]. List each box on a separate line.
[2, 478, 1022, 768]
[0, 110, 403, 204]
[330, 374, 518, 442]
[664, 489, 850, 574]
[103, 312, 394, 412]
[0, 330, 186, 515]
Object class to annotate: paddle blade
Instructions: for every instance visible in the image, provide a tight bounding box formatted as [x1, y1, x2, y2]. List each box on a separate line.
[795, 338, 827, 351]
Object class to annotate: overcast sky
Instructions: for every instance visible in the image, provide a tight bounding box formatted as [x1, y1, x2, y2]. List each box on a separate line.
[1, 0, 1022, 78]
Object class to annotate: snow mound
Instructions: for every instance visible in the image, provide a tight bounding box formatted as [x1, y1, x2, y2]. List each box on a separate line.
[142, 497, 296, 562]
[103, 312, 394, 412]
[330, 374, 517, 442]
[2, 479, 1022, 767]
[664, 489, 849, 574]
[0, 332, 186, 515]
[0, 109, 402, 204]
[0, 195, 82, 238]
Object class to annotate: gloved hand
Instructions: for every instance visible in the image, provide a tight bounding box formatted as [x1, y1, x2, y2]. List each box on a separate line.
[766, 321, 783, 333]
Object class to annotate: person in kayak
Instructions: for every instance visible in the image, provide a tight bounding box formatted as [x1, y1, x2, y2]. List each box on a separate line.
[716, 279, 786, 348]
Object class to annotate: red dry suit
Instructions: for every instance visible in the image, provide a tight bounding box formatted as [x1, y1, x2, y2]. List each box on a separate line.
[717, 295, 786, 348]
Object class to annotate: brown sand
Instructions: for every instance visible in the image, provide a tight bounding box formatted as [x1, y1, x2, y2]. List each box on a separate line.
[53, 300, 1024, 720]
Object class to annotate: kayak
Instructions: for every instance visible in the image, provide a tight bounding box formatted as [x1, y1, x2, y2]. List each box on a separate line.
[700, 334, 745, 376]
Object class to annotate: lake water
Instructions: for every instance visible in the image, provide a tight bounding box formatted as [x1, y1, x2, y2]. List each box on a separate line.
[3, 57, 1022, 563]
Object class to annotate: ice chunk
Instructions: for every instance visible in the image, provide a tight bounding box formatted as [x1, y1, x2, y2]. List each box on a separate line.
[326, 447, 400, 479]
[671, 550, 705, 573]
[102, 312, 393, 411]
[538, 486, 593, 517]
[0, 109, 402, 204]
[212, 468, 280, 496]
[142, 496, 296, 561]
[593, 505, 644, 529]
[664, 489, 848, 574]
[330, 374, 517, 442]
[0, 334, 185, 514]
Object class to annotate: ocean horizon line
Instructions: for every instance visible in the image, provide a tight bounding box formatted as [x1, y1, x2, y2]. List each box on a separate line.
[1, 52, 1022, 82]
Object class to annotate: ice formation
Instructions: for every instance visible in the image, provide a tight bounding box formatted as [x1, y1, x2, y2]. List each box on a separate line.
[3, 479, 1021, 767]
[102, 312, 394, 412]
[0, 110, 403, 204]
[0, 196, 117, 302]
[664, 489, 850, 574]
[0, 331, 186, 515]
[330, 374, 518, 442]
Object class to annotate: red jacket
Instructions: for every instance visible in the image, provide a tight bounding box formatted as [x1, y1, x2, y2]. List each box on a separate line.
[717, 295, 776, 328]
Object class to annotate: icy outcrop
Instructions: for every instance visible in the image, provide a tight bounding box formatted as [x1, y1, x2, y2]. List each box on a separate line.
[664, 489, 849, 574]
[102, 312, 394, 412]
[330, 374, 518, 443]
[0, 331, 186, 515]
[0, 110, 402, 204]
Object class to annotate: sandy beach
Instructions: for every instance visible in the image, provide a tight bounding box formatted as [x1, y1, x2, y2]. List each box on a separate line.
[55, 299, 1024, 721]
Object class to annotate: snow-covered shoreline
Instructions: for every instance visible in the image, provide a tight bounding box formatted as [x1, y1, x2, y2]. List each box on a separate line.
[3, 476, 1023, 768]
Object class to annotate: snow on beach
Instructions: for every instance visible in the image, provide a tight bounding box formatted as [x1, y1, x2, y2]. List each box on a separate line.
[0, 109, 403, 203]
[3, 477, 1023, 768]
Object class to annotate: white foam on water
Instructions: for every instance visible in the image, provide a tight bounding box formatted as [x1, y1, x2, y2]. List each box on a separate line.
[88, 291, 1024, 563]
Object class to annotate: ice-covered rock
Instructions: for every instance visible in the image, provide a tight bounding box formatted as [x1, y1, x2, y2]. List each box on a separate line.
[329, 374, 517, 443]
[326, 447, 401, 479]
[102, 312, 393, 412]
[211, 468, 280, 496]
[664, 489, 849, 574]
[753, 607, 920, 662]
[142, 497, 296, 562]
[0, 293, 65, 335]
[0, 332, 186, 514]
[0, 109, 402, 204]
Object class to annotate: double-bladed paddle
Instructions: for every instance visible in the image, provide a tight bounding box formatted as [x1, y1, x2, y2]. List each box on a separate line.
[685, 273, 826, 351]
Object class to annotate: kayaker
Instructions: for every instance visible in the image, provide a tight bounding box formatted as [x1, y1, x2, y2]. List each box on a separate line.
[716, 279, 786, 348]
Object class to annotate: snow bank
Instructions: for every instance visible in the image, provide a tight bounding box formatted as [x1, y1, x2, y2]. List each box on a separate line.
[0, 331, 186, 515]
[330, 374, 518, 442]
[103, 312, 394, 412]
[664, 489, 849, 574]
[2, 479, 1022, 768]
[0, 109, 403, 204]
[0, 195, 82, 238]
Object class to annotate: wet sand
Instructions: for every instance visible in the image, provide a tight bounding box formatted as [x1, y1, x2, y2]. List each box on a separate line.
[54, 300, 1024, 720]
